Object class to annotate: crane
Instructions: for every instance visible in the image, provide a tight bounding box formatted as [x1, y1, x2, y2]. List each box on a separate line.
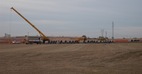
[11, 7, 49, 43]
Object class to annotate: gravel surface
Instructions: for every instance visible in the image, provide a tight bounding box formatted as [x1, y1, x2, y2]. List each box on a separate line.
[0, 43, 142, 74]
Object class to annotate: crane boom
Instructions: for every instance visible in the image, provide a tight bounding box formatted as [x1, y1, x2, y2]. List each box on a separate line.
[11, 7, 49, 43]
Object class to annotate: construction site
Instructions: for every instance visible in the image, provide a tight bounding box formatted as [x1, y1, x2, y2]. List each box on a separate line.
[0, 7, 142, 74]
[0, 7, 142, 44]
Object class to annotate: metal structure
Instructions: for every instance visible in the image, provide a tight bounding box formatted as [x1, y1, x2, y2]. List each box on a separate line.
[11, 7, 49, 43]
[112, 21, 114, 40]
[75, 35, 87, 43]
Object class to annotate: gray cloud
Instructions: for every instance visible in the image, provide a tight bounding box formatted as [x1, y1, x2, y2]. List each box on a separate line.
[0, 0, 142, 38]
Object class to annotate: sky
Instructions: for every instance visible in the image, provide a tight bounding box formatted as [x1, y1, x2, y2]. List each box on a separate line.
[0, 0, 142, 38]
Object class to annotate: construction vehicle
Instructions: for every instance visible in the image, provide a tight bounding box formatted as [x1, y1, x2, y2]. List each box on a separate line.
[11, 7, 49, 44]
[97, 36, 110, 43]
[75, 35, 87, 43]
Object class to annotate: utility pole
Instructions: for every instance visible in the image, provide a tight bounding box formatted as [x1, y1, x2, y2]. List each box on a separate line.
[112, 21, 114, 39]
[101, 29, 104, 37]
[105, 31, 107, 38]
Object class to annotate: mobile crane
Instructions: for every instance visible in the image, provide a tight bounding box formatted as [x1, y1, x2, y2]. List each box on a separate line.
[11, 7, 49, 43]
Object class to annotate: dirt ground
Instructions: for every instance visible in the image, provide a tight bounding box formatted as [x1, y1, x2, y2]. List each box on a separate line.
[0, 43, 142, 74]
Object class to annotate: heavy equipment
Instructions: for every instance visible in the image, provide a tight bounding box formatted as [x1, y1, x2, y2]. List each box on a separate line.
[75, 35, 87, 43]
[97, 36, 109, 43]
[11, 7, 49, 43]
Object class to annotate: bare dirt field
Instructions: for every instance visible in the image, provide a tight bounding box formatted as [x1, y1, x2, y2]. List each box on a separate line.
[0, 43, 142, 74]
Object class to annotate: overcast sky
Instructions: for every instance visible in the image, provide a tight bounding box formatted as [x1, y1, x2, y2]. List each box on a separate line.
[0, 0, 142, 38]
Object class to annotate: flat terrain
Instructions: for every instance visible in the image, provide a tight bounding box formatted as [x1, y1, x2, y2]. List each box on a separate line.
[0, 43, 142, 74]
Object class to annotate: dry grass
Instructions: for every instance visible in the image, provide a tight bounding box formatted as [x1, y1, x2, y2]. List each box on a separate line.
[0, 43, 142, 74]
